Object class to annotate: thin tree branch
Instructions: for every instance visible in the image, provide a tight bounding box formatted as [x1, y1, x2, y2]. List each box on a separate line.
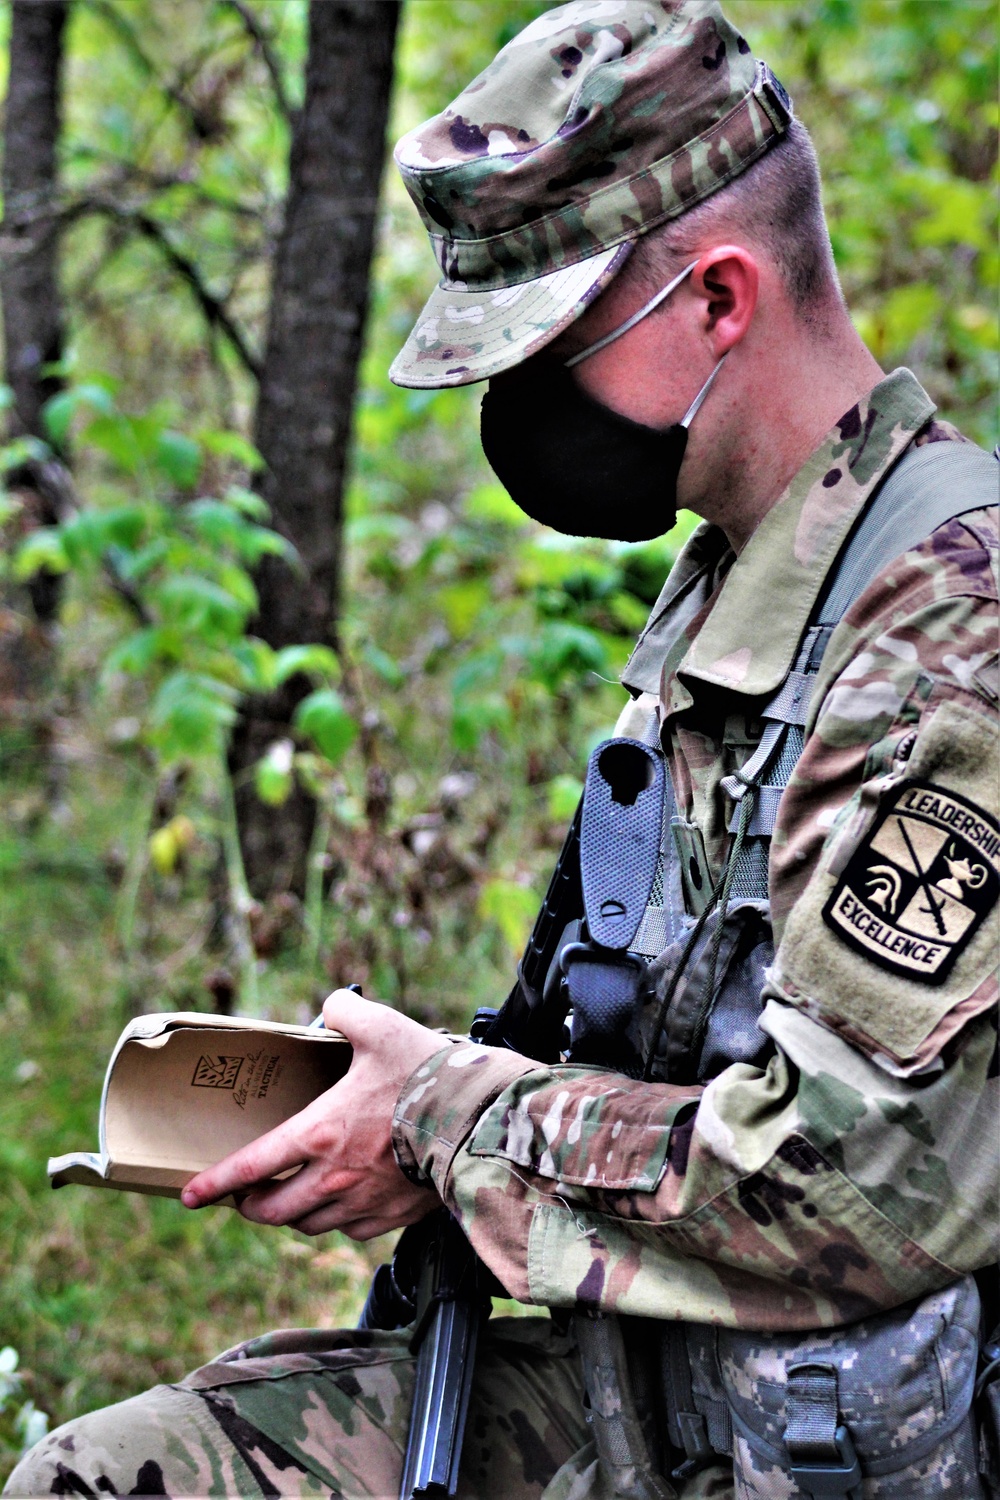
[104, 556, 154, 626]
[64, 148, 272, 220]
[83, 0, 220, 140]
[63, 196, 262, 380]
[223, 0, 297, 126]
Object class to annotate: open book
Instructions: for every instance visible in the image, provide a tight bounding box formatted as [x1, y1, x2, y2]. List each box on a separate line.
[48, 1012, 351, 1204]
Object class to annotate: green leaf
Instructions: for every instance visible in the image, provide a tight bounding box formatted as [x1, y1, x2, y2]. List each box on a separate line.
[57, 505, 148, 569]
[13, 530, 69, 580]
[102, 627, 168, 677]
[547, 774, 583, 823]
[223, 485, 270, 520]
[155, 430, 202, 490]
[154, 573, 251, 637]
[78, 414, 146, 474]
[528, 622, 608, 688]
[186, 498, 249, 551]
[452, 647, 504, 697]
[239, 526, 298, 565]
[273, 643, 340, 685]
[361, 642, 404, 687]
[463, 482, 527, 527]
[215, 561, 258, 612]
[254, 739, 295, 806]
[42, 384, 114, 448]
[59, 511, 112, 568]
[230, 638, 277, 692]
[148, 671, 240, 761]
[451, 692, 512, 753]
[102, 504, 148, 550]
[116, 535, 169, 581]
[439, 580, 490, 637]
[478, 878, 537, 957]
[880, 282, 941, 351]
[199, 430, 265, 472]
[0, 493, 23, 528]
[293, 688, 357, 764]
[0, 435, 51, 471]
[187, 500, 295, 566]
[913, 177, 992, 251]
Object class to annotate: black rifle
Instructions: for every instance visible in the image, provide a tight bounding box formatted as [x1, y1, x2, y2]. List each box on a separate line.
[365, 737, 663, 1499]
[358, 806, 583, 1498]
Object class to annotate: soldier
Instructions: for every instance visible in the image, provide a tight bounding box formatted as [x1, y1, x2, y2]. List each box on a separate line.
[7, 2, 997, 1497]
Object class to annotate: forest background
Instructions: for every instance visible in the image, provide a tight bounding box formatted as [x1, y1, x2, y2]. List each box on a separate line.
[0, 0, 995, 1475]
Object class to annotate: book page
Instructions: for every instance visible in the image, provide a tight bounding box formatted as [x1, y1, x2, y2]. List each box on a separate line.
[103, 1026, 350, 1176]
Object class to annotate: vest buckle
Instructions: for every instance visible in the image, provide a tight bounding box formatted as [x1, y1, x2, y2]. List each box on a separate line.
[788, 1424, 862, 1497]
[785, 1361, 863, 1500]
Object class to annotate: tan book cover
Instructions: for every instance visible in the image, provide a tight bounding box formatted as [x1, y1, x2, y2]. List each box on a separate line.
[48, 1012, 351, 1205]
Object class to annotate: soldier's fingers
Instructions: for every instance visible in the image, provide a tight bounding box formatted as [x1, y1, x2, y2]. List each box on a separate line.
[181, 1114, 317, 1208]
[292, 1185, 440, 1240]
[236, 1157, 360, 1227]
[293, 1206, 395, 1240]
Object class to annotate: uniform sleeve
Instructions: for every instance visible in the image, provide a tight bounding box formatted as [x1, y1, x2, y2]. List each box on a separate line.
[392, 513, 999, 1330]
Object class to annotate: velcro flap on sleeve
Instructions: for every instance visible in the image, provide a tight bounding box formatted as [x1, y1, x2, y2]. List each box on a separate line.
[774, 700, 999, 1074]
[469, 1068, 699, 1190]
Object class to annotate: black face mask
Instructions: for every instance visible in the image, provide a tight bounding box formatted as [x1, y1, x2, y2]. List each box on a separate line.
[479, 257, 726, 543]
[481, 359, 692, 543]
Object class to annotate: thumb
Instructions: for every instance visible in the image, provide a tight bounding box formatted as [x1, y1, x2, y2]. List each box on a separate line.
[321, 987, 392, 1044]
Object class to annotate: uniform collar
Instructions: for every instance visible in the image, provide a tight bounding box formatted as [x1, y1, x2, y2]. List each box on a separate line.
[621, 368, 935, 708]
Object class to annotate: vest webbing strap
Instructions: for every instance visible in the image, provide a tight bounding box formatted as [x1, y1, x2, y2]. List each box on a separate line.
[817, 440, 998, 624]
[720, 439, 998, 860]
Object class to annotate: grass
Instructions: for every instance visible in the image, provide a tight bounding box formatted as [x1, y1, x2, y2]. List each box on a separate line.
[0, 531, 629, 1482]
[0, 731, 398, 1485]
[0, 678, 572, 1484]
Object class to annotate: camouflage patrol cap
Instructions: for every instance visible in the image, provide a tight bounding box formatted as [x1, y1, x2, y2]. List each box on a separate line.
[390, 0, 791, 390]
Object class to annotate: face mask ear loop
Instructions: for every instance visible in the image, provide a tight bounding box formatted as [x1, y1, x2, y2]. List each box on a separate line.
[679, 351, 728, 429]
[564, 259, 699, 369]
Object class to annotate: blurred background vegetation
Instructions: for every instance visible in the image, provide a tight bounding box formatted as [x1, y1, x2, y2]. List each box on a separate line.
[0, 0, 995, 1476]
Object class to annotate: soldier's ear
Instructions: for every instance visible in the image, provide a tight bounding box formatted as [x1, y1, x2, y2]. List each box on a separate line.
[691, 245, 758, 354]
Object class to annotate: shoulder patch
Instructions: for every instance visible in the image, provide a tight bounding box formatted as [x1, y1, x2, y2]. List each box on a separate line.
[822, 780, 999, 985]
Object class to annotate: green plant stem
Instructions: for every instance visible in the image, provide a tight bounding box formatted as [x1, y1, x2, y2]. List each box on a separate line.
[116, 777, 158, 960]
[304, 796, 334, 982]
[218, 763, 259, 1013]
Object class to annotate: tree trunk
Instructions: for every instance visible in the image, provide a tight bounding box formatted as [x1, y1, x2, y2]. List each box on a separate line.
[231, 0, 400, 898]
[0, 0, 69, 730]
[2, 0, 67, 442]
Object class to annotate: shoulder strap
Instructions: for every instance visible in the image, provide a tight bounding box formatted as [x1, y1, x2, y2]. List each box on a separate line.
[817, 440, 998, 625]
[721, 440, 998, 893]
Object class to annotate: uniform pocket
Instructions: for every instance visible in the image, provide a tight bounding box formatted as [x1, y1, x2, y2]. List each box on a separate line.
[718, 1275, 983, 1498]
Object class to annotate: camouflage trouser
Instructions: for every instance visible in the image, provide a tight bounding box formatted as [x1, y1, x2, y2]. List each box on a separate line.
[4, 1318, 735, 1500]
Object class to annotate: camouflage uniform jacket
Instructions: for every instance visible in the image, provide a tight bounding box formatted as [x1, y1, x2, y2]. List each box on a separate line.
[393, 367, 999, 1332]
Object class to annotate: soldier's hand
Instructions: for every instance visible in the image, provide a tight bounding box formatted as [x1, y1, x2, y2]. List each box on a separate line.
[180, 989, 445, 1238]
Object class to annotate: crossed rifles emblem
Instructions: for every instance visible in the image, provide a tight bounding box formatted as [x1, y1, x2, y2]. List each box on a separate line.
[823, 782, 999, 982]
[866, 828, 988, 933]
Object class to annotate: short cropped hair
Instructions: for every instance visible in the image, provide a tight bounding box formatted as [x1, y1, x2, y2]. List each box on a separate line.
[630, 119, 845, 326]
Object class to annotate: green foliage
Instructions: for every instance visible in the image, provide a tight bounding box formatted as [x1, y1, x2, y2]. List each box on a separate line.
[0, 863, 382, 1482]
[13, 385, 295, 767]
[293, 689, 358, 766]
[727, 0, 997, 441]
[477, 877, 538, 958]
[271, 644, 341, 687]
[254, 737, 295, 807]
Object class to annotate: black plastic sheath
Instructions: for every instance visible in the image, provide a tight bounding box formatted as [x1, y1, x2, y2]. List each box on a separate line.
[393, 803, 585, 1497]
[476, 802, 582, 1059]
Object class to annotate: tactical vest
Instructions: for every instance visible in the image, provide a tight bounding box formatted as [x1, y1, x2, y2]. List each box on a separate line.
[564, 441, 999, 1500]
